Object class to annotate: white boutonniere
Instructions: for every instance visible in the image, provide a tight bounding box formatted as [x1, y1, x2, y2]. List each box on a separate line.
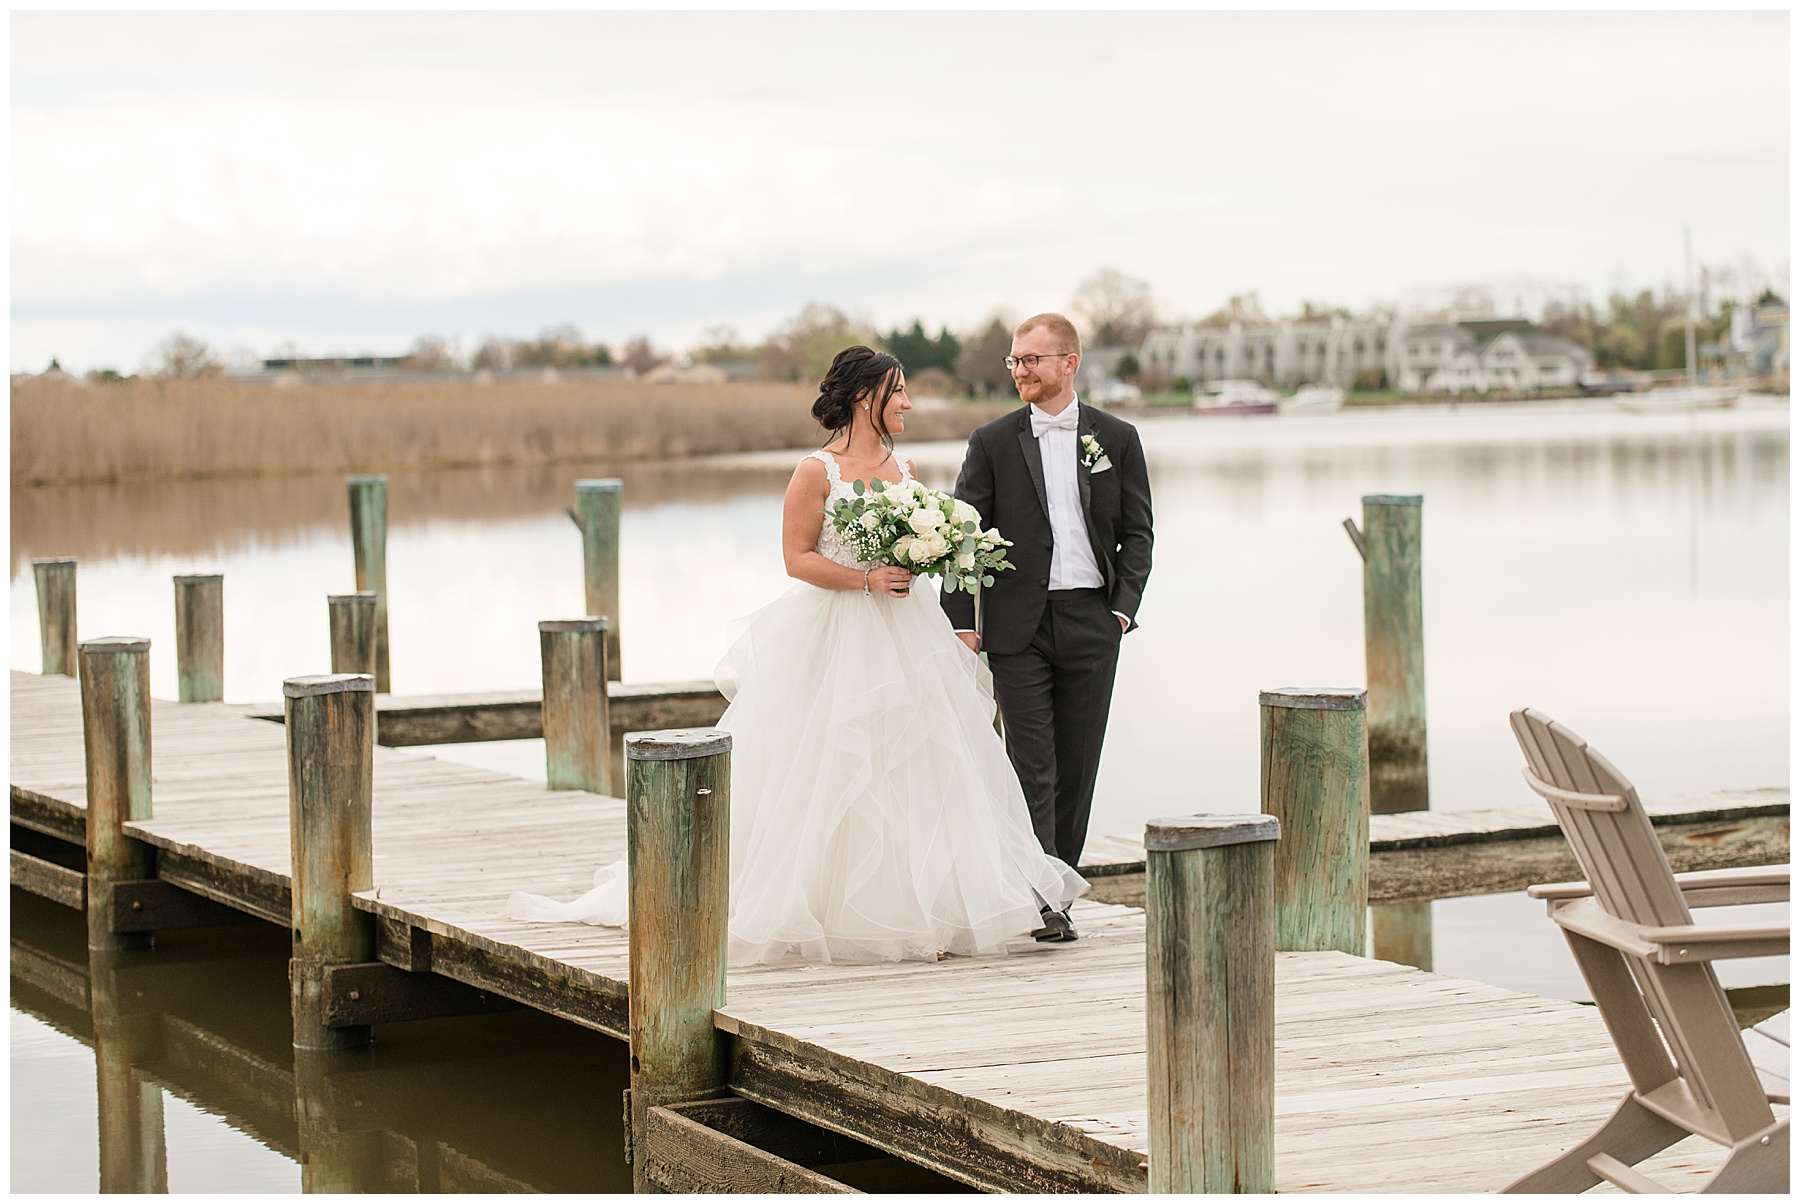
[1081, 434, 1112, 472]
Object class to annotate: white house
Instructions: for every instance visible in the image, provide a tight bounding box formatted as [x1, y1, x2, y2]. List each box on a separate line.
[1140, 316, 1390, 389]
[1391, 318, 1592, 394]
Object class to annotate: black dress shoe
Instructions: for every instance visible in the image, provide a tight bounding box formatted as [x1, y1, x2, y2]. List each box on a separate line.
[1031, 907, 1077, 943]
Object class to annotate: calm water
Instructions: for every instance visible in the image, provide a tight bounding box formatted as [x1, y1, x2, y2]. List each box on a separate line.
[11, 397, 1789, 1189]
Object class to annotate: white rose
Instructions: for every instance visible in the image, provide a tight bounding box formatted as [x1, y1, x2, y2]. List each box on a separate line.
[951, 500, 979, 527]
[956, 550, 976, 569]
[921, 531, 950, 560]
[907, 508, 941, 535]
[883, 481, 913, 504]
[859, 511, 880, 531]
[892, 536, 915, 563]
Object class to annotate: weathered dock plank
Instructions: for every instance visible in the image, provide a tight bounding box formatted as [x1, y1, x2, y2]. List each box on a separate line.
[236, 680, 726, 747]
[1077, 788, 1789, 906]
[11, 670, 1781, 1193]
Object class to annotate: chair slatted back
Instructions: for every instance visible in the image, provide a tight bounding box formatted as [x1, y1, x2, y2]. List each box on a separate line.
[1510, 710, 1689, 928]
[1510, 709, 1774, 1143]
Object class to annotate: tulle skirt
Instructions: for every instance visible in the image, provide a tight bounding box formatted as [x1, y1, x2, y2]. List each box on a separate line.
[510, 579, 1086, 966]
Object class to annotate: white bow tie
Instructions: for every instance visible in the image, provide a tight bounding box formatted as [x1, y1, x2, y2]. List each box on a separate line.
[1029, 404, 1079, 438]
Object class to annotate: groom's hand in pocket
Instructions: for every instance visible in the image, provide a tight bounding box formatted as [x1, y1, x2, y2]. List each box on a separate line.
[956, 632, 981, 653]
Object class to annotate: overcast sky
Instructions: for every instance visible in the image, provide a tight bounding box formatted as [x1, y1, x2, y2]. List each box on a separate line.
[11, 10, 1790, 373]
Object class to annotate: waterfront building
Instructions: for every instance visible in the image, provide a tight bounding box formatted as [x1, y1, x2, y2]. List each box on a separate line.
[1140, 317, 1390, 390]
[1390, 318, 1593, 394]
[1139, 313, 1592, 395]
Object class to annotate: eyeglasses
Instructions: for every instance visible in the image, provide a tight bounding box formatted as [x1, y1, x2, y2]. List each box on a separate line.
[1004, 352, 1074, 371]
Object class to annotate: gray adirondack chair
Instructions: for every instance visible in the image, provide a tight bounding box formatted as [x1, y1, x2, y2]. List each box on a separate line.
[1505, 708, 1789, 1194]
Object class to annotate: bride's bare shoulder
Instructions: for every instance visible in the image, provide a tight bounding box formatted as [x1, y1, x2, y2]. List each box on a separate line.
[788, 452, 830, 495]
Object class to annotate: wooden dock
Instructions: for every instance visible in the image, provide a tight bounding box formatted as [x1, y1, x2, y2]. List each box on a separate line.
[11, 669, 1777, 1191]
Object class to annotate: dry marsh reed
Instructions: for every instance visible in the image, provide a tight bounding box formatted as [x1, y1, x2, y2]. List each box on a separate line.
[12, 376, 1013, 487]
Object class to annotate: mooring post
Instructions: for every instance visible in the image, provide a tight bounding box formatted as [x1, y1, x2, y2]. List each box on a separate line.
[90, 950, 169, 1193]
[626, 728, 731, 1191]
[575, 479, 623, 682]
[346, 475, 391, 692]
[540, 618, 612, 795]
[285, 673, 376, 1051]
[1145, 813, 1278, 1194]
[173, 573, 225, 702]
[33, 557, 78, 677]
[327, 592, 378, 676]
[1356, 494, 1427, 812]
[1259, 688, 1370, 956]
[80, 637, 156, 952]
[1349, 493, 1433, 968]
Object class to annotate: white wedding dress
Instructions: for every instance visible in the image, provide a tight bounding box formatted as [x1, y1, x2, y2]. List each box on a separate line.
[510, 449, 1086, 965]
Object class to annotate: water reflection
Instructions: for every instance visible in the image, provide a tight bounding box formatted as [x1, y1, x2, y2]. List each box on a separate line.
[10, 890, 632, 1193]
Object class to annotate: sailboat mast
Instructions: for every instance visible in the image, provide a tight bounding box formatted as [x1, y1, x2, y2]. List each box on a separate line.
[1684, 226, 1698, 386]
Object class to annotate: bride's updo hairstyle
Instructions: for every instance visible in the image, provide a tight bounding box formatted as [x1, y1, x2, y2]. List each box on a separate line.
[814, 345, 903, 449]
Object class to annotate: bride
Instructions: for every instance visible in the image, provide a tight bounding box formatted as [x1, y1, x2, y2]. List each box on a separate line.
[511, 345, 1086, 964]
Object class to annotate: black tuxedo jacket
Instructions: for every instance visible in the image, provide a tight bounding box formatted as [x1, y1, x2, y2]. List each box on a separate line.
[940, 403, 1153, 656]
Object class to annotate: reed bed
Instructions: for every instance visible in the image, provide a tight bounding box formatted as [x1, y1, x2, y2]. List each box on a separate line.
[12, 376, 1011, 487]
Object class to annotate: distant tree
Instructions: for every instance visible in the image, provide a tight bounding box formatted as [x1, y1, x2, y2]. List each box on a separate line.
[1172, 374, 1191, 395]
[86, 368, 128, 384]
[1116, 354, 1141, 382]
[1295, 301, 1352, 323]
[881, 320, 961, 374]
[472, 337, 516, 373]
[955, 317, 1015, 399]
[515, 325, 612, 369]
[689, 325, 755, 365]
[148, 331, 222, 378]
[1196, 293, 1269, 329]
[1070, 268, 1156, 348]
[1655, 323, 1690, 372]
[1756, 287, 1786, 307]
[760, 304, 876, 383]
[404, 336, 460, 372]
[1538, 299, 1601, 353]
[620, 336, 665, 376]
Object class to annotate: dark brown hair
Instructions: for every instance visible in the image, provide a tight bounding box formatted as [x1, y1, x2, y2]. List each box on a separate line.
[813, 345, 903, 448]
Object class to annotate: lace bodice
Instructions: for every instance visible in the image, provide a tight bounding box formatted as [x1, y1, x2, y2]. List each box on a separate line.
[809, 448, 913, 570]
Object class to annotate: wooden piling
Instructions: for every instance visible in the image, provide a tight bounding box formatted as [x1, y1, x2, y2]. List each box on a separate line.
[328, 592, 379, 676]
[79, 636, 155, 952]
[33, 557, 78, 677]
[90, 950, 168, 1193]
[540, 618, 612, 795]
[1357, 495, 1433, 967]
[173, 574, 225, 702]
[1145, 813, 1279, 1194]
[575, 479, 623, 682]
[285, 673, 376, 1051]
[1359, 495, 1427, 815]
[626, 728, 732, 1191]
[1260, 688, 1370, 956]
[346, 475, 391, 692]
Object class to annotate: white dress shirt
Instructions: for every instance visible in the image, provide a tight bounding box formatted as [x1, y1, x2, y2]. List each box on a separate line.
[1035, 399, 1105, 591]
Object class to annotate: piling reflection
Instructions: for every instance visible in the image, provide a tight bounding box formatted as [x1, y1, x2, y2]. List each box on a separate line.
[89, 950, 168, 1192]
[1371, 900, 1434, 972]
[10, 891, 632, 1193]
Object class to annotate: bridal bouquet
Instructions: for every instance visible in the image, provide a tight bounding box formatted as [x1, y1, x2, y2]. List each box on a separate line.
[826, 477, 1015, 594]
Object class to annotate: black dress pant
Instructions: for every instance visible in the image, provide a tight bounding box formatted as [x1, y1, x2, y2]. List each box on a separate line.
[986, 588, 1121, 867]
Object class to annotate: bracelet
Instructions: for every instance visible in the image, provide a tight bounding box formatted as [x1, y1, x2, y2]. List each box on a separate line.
[862, 568, 871, 595]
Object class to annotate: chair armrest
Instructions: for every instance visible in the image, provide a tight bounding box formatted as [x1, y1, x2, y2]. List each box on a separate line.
[1547, 897, 1790, 964]
[1640, 921, 1790, 965]
[1527, 879, 1594, 901]
[1671, 866, 1789, 908]
[1528, 866, 1789, 906]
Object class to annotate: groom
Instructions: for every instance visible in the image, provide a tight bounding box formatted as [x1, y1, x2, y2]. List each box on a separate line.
[942, 313, 1154, 941]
